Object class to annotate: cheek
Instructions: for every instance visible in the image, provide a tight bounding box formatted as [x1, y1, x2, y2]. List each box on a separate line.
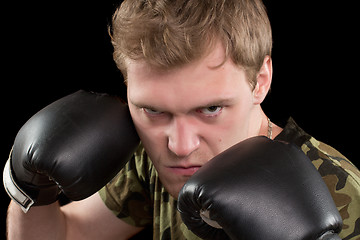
[205, 107, 252, 153]
[134, 123, 164, 154]
[129, 106, 152, 138]
[130, 111, 166, 157]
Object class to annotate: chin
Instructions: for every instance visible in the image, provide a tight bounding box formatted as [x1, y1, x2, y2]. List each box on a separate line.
[161, 179, 187, 200]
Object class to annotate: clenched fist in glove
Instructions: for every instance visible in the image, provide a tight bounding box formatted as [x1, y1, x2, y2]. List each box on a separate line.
[178, 137, 342, 240]
[3, 90, 139, 212]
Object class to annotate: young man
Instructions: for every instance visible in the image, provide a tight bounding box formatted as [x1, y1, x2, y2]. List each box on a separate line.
[6, 0, 360, 239]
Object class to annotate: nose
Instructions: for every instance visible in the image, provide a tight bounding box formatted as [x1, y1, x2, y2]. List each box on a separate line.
[167, 117, 200, 158]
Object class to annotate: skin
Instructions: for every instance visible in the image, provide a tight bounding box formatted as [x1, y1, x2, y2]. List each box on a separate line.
[127, 42, 282, 198]
[6, 42, 282, 240]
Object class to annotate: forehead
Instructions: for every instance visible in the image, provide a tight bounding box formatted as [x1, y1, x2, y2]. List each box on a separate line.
[126, 43, 250, 112]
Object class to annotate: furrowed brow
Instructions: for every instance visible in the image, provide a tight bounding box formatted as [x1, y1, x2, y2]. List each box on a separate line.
[130, 97, 237, 113]
[199, 98, 235, 108]
[129, 98, 164, 111]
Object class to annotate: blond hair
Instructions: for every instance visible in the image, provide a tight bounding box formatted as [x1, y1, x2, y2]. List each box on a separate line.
[110, 0, 272, 89]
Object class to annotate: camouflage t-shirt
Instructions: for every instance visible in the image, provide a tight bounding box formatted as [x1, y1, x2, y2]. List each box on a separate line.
[99, 118, 360, 239]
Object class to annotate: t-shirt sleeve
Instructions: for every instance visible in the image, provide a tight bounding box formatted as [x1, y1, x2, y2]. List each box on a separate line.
[302, 137, 360, 240]
[98, 145, 154, 227]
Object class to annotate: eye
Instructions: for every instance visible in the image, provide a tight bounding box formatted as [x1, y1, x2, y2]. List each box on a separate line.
[143, 108, 164, 116]
[197, 106, 223, 117]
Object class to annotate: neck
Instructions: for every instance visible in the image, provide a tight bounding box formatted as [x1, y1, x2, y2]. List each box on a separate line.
[249, 106, 282, 139]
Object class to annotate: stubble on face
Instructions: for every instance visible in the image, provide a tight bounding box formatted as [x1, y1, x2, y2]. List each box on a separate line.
[148, 146, 215, 199]
[126, 41, 266, 199]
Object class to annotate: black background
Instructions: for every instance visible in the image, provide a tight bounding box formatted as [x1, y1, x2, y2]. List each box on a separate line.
[1, 1, 358, 237]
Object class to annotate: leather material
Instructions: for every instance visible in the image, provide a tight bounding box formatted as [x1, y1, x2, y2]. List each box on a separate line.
[178, 136, 342, 240]
[11, 90, 139, 205]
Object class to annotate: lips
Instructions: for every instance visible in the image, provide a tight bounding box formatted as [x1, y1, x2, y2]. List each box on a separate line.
[168, 165, 202, 176]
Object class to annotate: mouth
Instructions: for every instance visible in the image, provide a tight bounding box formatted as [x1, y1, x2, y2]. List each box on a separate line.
[167, 165, 202, 176]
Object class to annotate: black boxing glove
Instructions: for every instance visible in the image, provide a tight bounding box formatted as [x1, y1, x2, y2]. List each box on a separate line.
[3, 90, 139, 212]
[178, 136, 343, 240]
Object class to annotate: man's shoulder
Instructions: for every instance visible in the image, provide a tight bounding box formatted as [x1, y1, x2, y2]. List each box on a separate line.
[303, 137, 360, 240]
[276, 117, 359, 185]
[302, 137, 359, 184]
[276, 118, 360, 240]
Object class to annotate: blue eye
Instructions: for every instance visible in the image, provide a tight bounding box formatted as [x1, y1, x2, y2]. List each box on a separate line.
[143, 108, 163, 115]
[198, 106, 223, 117]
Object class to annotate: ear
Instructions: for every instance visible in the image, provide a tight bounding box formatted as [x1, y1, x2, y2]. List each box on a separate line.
[253, 56, 273, 105]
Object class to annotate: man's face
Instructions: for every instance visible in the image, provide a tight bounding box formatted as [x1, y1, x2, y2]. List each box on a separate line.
[127, 43, 261, 198]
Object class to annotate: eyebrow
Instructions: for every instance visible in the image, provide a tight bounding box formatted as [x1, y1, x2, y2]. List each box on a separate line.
[130, 97, 237, 112]
[199, 98, 236, 108]
[129, 98, 163, 112]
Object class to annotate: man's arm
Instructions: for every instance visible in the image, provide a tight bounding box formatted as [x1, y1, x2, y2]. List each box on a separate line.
[178, 137, 343, 240]
[7, 201, 66, 240]
[7, 193, 144, 240]
[4, 91, 142, 239]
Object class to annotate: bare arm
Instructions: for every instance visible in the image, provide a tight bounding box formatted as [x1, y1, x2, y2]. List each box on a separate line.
[7, 193, 144, 240]
[7, 201, 66, 240]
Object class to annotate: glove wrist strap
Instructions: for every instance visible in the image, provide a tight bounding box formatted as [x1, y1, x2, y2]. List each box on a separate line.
[3, 158, 34, 213]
